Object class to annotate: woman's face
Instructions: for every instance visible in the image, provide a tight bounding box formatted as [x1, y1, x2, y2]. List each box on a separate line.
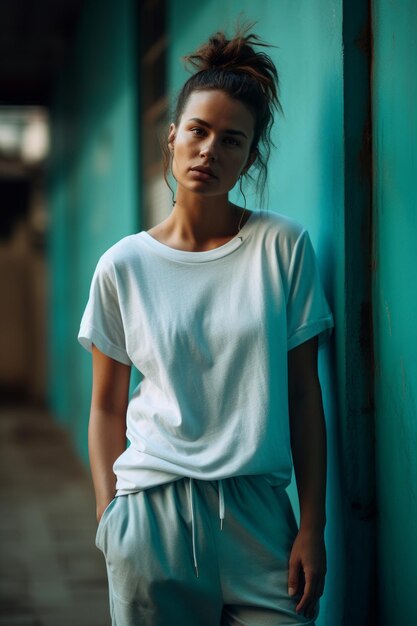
[168, 89, 256, 198]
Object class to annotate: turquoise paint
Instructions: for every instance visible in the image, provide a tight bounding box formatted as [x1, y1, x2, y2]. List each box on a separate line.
[168, 2, 344, 624]
[45, 2, 417, 621]
[372, 1, 417, 624]
[342, 3, 377, 623]
[48, 0, 139, 461]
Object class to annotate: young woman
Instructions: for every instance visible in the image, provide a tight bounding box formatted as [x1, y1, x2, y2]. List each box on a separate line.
[79, 25, 333, 626]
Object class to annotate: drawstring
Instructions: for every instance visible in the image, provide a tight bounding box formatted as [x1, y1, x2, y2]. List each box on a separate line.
[188, 478, 199, 577]
[218, 479, 225, 530]
[187, 478, 225, 578]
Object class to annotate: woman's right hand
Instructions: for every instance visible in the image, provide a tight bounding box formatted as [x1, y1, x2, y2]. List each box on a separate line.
[96, 494, 115, 524]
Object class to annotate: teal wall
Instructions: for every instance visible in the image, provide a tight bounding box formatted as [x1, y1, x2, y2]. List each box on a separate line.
[342, 3, 376, 622]
[48, 0, 139, 460]
[372, 2, 417, 624]
[168, 2, 345, 624]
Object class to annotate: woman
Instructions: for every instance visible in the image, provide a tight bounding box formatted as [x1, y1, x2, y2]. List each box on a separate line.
[79, 25, 333, 626]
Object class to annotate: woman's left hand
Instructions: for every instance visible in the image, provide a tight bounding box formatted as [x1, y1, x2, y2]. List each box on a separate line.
[287, 528, 327, 620]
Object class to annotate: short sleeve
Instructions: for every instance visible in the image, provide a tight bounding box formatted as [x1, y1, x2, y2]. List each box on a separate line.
[286, 230, 334, 351]
[78, 257, 132, 365]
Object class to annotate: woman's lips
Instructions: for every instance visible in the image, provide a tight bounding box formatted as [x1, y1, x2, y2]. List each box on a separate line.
[189, 167, 217, 180]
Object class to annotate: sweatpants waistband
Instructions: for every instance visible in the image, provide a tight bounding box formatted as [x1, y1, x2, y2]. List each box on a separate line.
[96, 474, 316, 624]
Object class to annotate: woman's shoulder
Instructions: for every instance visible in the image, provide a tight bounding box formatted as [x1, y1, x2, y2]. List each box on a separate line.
[92, 233, 144, 278]
[252, 209, 306, 242]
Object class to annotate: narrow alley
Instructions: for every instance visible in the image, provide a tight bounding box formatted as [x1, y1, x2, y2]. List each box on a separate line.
[0, 404, 110, 626]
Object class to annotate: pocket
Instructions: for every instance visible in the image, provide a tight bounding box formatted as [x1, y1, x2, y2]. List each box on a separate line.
[95, 496, 118, 549]
[270, 485, 299, 541]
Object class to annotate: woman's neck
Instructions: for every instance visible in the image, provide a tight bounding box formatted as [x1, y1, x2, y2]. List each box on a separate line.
[170, 197, 240, 241]
[146, 194, 249, 252]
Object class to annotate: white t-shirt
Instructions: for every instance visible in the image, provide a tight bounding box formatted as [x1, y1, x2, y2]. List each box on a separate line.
[78, 210, 334, 495]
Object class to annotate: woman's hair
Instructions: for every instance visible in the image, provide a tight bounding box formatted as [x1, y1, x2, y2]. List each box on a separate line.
[162, 22, 282, 206]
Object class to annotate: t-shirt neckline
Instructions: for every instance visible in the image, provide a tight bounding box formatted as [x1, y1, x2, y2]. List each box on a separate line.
[138, 210, 259, 263]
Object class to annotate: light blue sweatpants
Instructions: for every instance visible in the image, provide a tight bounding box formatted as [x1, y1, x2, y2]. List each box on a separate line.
[95, 475, 318, 625]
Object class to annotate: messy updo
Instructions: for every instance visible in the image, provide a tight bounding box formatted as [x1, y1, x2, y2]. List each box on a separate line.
[162, 23, 283, 205]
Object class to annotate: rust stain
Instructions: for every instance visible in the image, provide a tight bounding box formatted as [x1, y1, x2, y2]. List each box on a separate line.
[384, 300, 392, 336]
[354, 21, 372, 56]
[357, 5, 373, 191]
[358, 299, 375, 412]
[400, 358, 406, 400]
[359, 115, 373, 183]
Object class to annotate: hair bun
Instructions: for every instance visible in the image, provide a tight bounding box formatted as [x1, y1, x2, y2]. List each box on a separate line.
[184, 30, 252, 72]
[183, 22, 280, 107]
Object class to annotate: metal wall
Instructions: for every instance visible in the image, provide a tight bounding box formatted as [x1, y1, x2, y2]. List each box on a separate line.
[372, 2, 417, 624]
[46, 1, 417, 623]
[48, 0, 139, 459]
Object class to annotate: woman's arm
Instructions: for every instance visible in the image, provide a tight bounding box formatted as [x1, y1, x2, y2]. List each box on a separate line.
[287, 335, 327, 619]
[89, 343, 131, 522]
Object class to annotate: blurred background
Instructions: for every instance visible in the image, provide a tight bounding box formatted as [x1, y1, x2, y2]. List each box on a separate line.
[0, 1, 416, 625]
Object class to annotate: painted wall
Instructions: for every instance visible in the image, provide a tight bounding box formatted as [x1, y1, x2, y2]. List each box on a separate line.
[168, 2, 345, 624]
[372, 2, 417, 624]
[47, 1, 417, 622]
[48, 0, 139, 460]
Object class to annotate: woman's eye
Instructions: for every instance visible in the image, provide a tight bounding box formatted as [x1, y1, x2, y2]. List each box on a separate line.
[191, 127, 204, 136]
[224, 137, 240, 146]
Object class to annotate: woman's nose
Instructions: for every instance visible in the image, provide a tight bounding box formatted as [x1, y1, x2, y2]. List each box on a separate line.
[199, 139, 217, 160]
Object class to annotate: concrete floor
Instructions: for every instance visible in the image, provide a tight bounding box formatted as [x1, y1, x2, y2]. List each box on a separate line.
[0, 405, 111, 626]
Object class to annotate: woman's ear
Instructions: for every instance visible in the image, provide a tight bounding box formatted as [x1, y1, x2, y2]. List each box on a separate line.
[168, 123, 176, 154]
[242, 150, 257, 175]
